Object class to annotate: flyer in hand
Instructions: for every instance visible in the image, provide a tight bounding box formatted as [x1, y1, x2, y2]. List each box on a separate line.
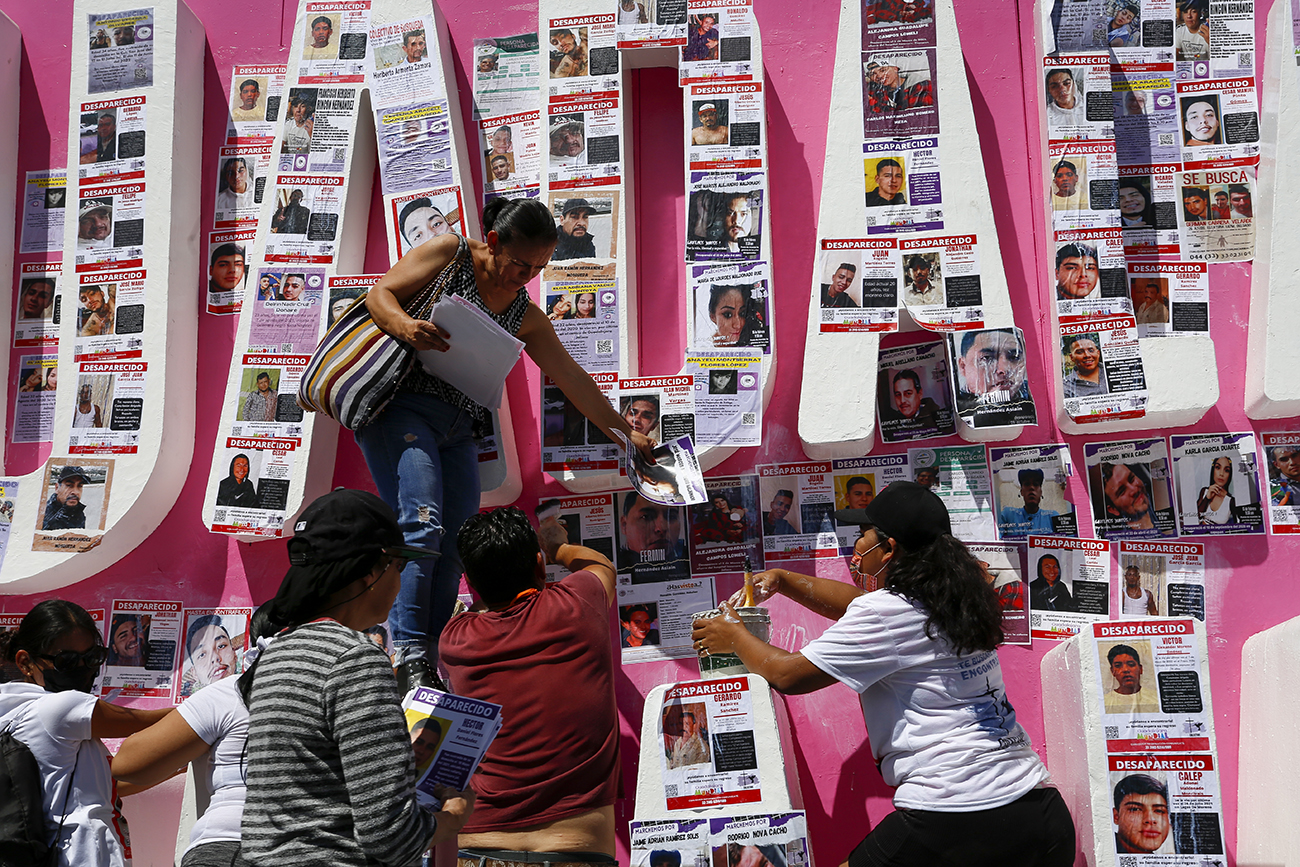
[402, 687, 504, 809]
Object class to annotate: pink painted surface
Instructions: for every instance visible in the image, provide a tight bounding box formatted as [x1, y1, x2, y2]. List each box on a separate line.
[0, 0, 1291, 864]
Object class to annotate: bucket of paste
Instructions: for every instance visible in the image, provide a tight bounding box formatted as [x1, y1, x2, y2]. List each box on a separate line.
[690, 606, 770, 678]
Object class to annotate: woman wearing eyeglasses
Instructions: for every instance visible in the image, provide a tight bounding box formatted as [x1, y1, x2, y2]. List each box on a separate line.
[0, 600, 170, 866]
[692, 482, 1075, 867]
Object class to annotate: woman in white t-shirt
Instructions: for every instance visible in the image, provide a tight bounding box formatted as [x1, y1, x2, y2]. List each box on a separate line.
[112, 604, 279, 867]
[0, 600, 170, 867]
[693, 482, 1076, 867]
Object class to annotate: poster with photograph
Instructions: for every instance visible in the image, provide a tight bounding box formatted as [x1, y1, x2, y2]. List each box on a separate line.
[541, 372, 621, 474]
[207, 228, 256, 315]
[1127, 261, 1208, 338]
[375, 100, 453, 194]
[685, 171, 764, 262]
[908, 445, 996, 541]
[678, 0, 757, 84]
[876, 340, 954, 443]
[480, 111, 541, 195]
[66, 360, 146, 455]
[967, 542, 1030, 646]
[689, 260, 770, 353]
[545, 95, 623, 189]
[989, 444, 1079, 539]
[72, 269, 145, 363]
[229, 355, 308, 438]
[687, 475, 763, 576]
[659, 678, 761, 810]
[20, 171, 67, 255]
[1175, 157, 1256, 262]
[626, 435, 707, 508]
[684, 349, 762, 448]
[226, 64, 287, 141]
[862, 137, 942, 234]
[1084, 438, 1178, 539]
[1169, 432, 1264, 535]
[297, 1, 369, 84]
[213, 142, 272, 228]
[862, 49, 938, 138]
[1118, 162, 1183, 259]
[246, 269, 327, 354]
[73, 183, 145, 273]
[368, 17, 444, 110]
[14, 264, 61, 348]
[1112, 64, 1179, 166]
[1027, 535, 1110, 641]
[472, 34, 542, 118]
[629, 819, 709, 867]
[947, 327, 1036, 429]
[1047, 139, 1119, 232]
[264, 174, 343, 264]
[1174, 78, 1259, 163]
[1093, 619, 1212, 752]
[1105, 754, 1225, 861]
[210, 437, 297, 536]
[1118, 540, 1206, 620]
[1260, 431, 1300, 533]
[175, 607, 252, 702]
[277, 86, 358, 175]
[756, 462, 840, 561]
[829, 455, 911, 552]
[546, 15, 619, 90]
[537, 494, 617, 583]
[614, 489, 692, 585]
[708, 814, 810, 867]
[324, 274, 375, 326]
[617, 375, 696, 450]
[1052, 228, 1130, 319]
[615, 575, 714, 664]
[77, 97, 146, 187]
[686, 83, 763, 171]
[401, 687, 503, 810]
[1042, 55, 1114, 140]
[899, 235, 984, 332]
[87, 8, 154, 95]
[387, 185, 465, 261]
[615, 0, 687, 48]
[545, 279, 619, 371]
[32, 459, 114, 553]
[862, 0, 935, 50]
[545, 190, 620, 277]
[815, 238, 900, 333]
[100, 599, 180, 698]
[11, 354, 58, 445]
[1059, 315, 1149, 423]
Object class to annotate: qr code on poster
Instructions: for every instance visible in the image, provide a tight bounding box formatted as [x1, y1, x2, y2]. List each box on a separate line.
[1105, 726, 1119, 738]
[596, 340, 612, 353]
[742, 413, 756, 425]
[1158, 133, 1175, 146]
[664, 784, 678, 797]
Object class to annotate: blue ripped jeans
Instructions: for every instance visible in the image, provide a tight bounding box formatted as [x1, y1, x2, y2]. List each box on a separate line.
[355, 392, 480, 663]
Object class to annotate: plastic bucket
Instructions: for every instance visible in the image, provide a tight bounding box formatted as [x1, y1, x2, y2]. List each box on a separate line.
[690, 606, 770, 678]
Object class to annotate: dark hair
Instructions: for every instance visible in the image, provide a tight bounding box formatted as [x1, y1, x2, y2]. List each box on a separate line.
[774, 489, 794, 500]
[1045, 67, 1073, 88]
[482, 197, 559, 247]
[398, 198, 440, 236]
[1117, 180, 1149, 202]
[249, 602, 278, 643]
[1114, 773, 1167, 810]
[892, 368, 922, 391]
[311, 15, 331, 26]
[1065, 332, 1098, 354]
[210, 242, 245, 267]
[835, 262, 857, 274]
[185, 614, 230, 658]
[650, 852, 682, 867]
[1107, 643, 1140, 665]
[959, 327, 1015, 357]
[707, 283, 765, 346]
[1206, 454, 1234, 492]
[1055, 242, 1098, 269]
[255, 371, 271, 382]
[239, 78, 259, 91]
[458, 507, 541, 606]
[402, 28, 424, 44]
[880, 533, 1003, 655]
[846, 475, 872, 492]
[1035, 554, 1060, 581]
[1182, 187, 1209, 203]
[1017, 468, 1045, 486]
[875, 158, 901, 172]
[362, 623, 389, 644]
[490, 154, 509, 166]
[622, 604, 652, 619]
[411, 717, 442, 737]
[906, 254, 929, 272]
[1100, 462, 1151, 507]
[1228, 184, 1249, 196]
[1053, 160, 1077, 174]
[0, 600, 101, 665]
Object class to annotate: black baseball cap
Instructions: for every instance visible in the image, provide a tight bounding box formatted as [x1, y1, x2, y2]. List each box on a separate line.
[58, 465, 90, 484]
[563, 197, 592, 215]
[832, 480, 951, 550]
[287, 488, 436, 566]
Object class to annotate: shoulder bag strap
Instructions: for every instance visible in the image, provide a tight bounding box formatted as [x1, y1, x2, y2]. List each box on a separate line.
[403, 235, 470, 322]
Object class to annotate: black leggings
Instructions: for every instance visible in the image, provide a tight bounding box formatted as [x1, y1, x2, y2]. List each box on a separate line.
[846, 786, 1076, 867]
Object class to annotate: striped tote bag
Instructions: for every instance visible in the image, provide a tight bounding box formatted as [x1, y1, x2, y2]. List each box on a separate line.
[297, 247, 461, 430]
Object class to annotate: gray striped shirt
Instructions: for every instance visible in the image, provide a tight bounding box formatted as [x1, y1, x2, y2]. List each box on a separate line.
[240, 620, 435, 866]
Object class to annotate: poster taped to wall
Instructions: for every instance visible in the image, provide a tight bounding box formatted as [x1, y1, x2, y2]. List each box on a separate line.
[87, 8, 154, 95]
[679, 0, 756, 84]
[1168, 432, 1263, 535]
[20, 171, 68, 255]
[1105, 753, 1226, 862]
[629, 819, 708, 867]
[368, 16, 445, 110]
[947, 327, 1038, 430]
[67, 360, 146, 455]
[876, 340, 955, 443]
[297, 1, 369, 85]
[1028, 535, 1110, 641]
[33, 459, 114, 553]
[616, 576, 714, 664]
[537, 494, 617, 583]
[614, 490, 692, 586]
[14, 263, 61, 347]
[907, 445, 995, 540]
[73, 269, 145, 362]
[989, 443, 1078, 540]
[967, 542, 1030, 646]
[688, 260, 771, 354]
[900, 235, 984, 332]
[1060, 316, 1149, 424]
[210, 437, 297, 536]
[862, 137, 942, 234]
[227, 64, 287, 141]
[659, 678, 761, 810]
[472, 34, 542, 118]
[77, 97, 146, 187]
[1118, 540, 1206, 620]
[687, 475, 763, 576]
[684, 350, 763, 448]
[101, 599, 180, 698]
[756, 462, 839, 561]
[830, 455, 911, 553]
[815, 238, 900, 333]
[12, 354, 57, 445]
[1260, 431, 1300, 533]
[74, 183, 145, 273]
[708, 814, 810, 867]
[175, 607, 252, 702]
[1126, 261, 1208, 338]
[1084, 438, 1177, 539]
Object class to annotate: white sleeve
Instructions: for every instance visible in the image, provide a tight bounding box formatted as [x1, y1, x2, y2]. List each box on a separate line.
[799, 596, 905, 693]
[39, 691, 96, 745]
[177, 681, 236, 746]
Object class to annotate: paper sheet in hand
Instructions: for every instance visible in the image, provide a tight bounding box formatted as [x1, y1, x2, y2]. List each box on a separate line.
[403, 686, 503, 809]
[417, 296, 524, 409]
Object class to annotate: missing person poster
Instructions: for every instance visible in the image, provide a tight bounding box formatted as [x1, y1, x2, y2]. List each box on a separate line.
[679, 0, 757, 85]
[72, 269, 145, 363]
[540, 372, 621, 475]
[1047, 139, 1119, 232]
[830, 455, 910, 552]
[708, 814, 810, 867]
[101, 599, 180, 698]
[388, 185, 465, 260]
[756, 462, 840, 561]
[684, 350, 763, 448]
[626, 435, 708, 508]
[473, 34, 543, 118]
[1028, 535, 1110, 641]
[1260, 431, 1300, 533]
[375, 100, 453, 195]
[265, 174, 343, 263]
[686, 171, 764, 262]
[989, 444, 1079, 539]
[213, 142, 272, 228]
[246, 269, 327, 354]
[629, 819, 708, 867]
[687, 475, 763, 576]
[908, 445, 996, 541]
[175, 607, 252, 702]
[1084, 438, 1178, 539]
[13, 263, 61, 348]
[11, 354, 57, 444]
[401, 687, 503, 810]
[230, 353, 309, 439]
[615, 0, 687, 49]
[967, 542, 1030, 646]
[537, 495, 617, 583]
[1042, 55, 1114, 141]
[546, 14, 619, 92]
[876, 340, 955, 443]
[862, 137, 942, 235]
[1093, 619, 1212, 753]
[1175, 157, 1256, 262]
[686, 83, 764, 171]
[73, 183, 145, 273]
[660, 678, 761, 810]
[67, 360, 146, 455]
[1112, 65, 1179, 167]
[0, 481, 18, 579]
[208, 228, 256, 315]
[617, 375, 696, 449]
[689, 260, 771, 354]
[1169, 432, 1264, 535]
[32, 458, 114, 553]
[1118, 162, 1183, 260]
[1119, 540, 1207, 621]
[815, 238, 900, 333]
[226, 64, 287, 142]
[1105, 754, 1225, 861]
[1060, 315, 1149, 424]
[1127, 261, 1208, 338]
[615, 490, 692, 585]
[948, 327, 1037, 430]
[87, 8, 154, 94]
[278, 86, 358, 175]
[368, 17, 444, 111]
[1052, 228, 1130, 320]
[296, 1, 370, 85]
[20, 171, 67, 255]
[77, 97, 146, 188]
[210, 436, 297, 536]
[546, 94, 623, 189]
[862, 50, 938, 138]
[480, 111, 542, 196]
[898, 235, 984, 332]
[1173, 78, 1259, 163]
[545, 279, 619, 372]
[616, 576, 714, 664]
